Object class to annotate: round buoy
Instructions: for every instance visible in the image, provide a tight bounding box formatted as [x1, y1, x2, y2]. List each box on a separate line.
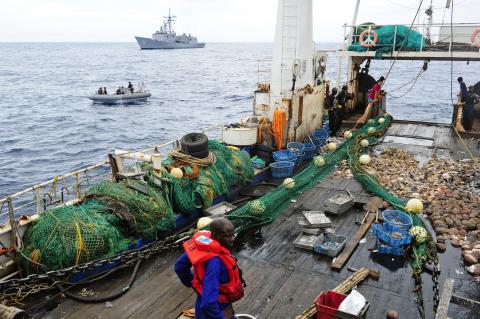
[197, 217, 213, 229]
[249, 200, 266, 216]
[367, 119, 375, 125]
[406, 198, 423, 214]
[283, 178, 295, 189]
[360, 139, 369, 148]
[343, 130, 352, 139]
[367, 127, 375, 134]
[327, 142, 337, 151]
[359, 154, 371, 165]
[313, 156, 325, 167]
[170, 167, 184, 179]
[378, 117, 385, 124]
[409, 226, 428, 244]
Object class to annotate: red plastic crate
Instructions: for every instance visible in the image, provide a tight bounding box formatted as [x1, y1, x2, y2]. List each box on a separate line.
[315, 290, 370, 319]
[315, 291, 347, 319]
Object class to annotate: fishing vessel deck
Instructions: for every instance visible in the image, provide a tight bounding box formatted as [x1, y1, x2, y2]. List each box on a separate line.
[39, 121, 479, 319]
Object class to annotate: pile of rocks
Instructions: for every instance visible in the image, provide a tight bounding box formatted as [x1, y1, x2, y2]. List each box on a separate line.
[332, 147, 480, 273]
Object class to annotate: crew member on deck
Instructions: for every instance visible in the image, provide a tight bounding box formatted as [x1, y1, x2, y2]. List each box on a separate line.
[97, 87, 103, 94]
[335, 85, 349, 132]
[463, 86, 479, 131]
[128, 82, 134, 93]
[103, 87, 108, 95]
[175, 218, 246, 319]
[326, 87, 338, 136]
[457, 77, 468, 103]
[368, 76, 385, 116]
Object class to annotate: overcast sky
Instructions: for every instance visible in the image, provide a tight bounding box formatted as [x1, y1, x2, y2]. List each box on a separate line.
[0, 0, 476, 42]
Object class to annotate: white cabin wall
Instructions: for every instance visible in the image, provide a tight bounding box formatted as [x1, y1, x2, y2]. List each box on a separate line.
[270, 0, 314, 110]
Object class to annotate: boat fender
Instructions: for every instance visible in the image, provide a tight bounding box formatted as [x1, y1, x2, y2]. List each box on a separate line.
[180, 133, 209, 153]
[360, 28, 378, 48]
[471, 27, 480, 48]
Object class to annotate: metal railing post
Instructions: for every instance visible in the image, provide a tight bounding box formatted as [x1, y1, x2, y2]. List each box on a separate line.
[393, 25, 397, 51]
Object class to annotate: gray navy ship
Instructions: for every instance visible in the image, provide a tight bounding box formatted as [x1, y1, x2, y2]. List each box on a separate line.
[135, 10, 205, 50]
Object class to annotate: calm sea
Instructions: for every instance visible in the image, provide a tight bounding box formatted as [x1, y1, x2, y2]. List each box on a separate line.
[1, 42, 479, 197]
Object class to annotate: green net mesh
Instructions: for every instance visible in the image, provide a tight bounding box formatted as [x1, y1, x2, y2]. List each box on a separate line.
[153, 140, 254, 215]
[349, 24, 426, 58]
[21, 180, 176, 272]
[86, 180, 176, 240]
[21, 200, 130, 272]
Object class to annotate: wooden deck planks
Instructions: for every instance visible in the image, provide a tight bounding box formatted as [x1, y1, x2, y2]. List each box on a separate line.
[331, 214, 375, 270]
[41, 121, 480, 319]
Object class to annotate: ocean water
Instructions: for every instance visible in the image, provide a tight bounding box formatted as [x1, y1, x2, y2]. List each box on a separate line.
[0, 42, 479, 197]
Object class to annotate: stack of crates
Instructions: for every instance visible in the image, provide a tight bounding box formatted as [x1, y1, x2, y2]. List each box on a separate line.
[371, 210, 413, 256]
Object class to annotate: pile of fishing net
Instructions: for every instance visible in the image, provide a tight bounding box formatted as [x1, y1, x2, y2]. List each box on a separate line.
[21, 180, 176, 272]
[154, 140, 254, 215]
[349, 23, 426, 58]
[21, 199, 130, 272]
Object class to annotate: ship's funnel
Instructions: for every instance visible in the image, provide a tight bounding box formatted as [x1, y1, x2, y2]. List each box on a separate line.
[270, 0, 314, 107]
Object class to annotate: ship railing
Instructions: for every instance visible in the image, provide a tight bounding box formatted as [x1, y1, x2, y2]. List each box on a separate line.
[0, 124, 224, 227]
[256, 58, 272, 87]
[343, 22, 480, 53]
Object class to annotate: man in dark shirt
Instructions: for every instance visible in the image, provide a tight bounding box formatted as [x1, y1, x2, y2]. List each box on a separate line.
[457, 77, 468, 102]
[326, 87, 338, 136]
[335, 85, 349, 132]
[462, 86, 479, 131]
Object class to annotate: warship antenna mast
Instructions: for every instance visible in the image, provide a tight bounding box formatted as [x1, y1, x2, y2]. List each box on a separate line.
[164, 8, 177, 34]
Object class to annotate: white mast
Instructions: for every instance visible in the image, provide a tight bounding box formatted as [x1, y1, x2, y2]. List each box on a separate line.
[270, 0, 314, 108]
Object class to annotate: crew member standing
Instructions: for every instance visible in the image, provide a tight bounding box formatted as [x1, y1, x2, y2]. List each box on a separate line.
[457, 77, 468, 102]
[128, 81, 134, 93]
[326, 87, 338, 136]
[175, 218, 246, 319]
[368, 76, 385, 117]
[335, 85, 349, 132]
[462, 86, 479, 131]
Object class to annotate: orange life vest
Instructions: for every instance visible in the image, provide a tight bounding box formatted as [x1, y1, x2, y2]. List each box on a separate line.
[183, 231, 245, 304]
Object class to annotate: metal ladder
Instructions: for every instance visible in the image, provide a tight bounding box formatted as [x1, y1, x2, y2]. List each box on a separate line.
[279, 0, 298, 94]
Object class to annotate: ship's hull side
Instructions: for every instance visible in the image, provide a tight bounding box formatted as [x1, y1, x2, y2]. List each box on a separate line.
[135, 36, 205, 49]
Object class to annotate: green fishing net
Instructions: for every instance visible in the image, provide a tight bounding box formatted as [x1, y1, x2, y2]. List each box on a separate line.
[21, 199, 130, 272]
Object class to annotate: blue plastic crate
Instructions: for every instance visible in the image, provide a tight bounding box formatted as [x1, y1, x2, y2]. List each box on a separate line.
[269, 161, 295, 178]
[273, 149, 296, 162]
[376, 239, 407, 256]
[371, 223, 411, 247]
[287, 142, 305, 161]
[303, 143, 317, 159]
[314, 233, 347, 257]
[382, 210, 413, 230]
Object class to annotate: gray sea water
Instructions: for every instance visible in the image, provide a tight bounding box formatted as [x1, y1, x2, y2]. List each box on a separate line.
[1, 42, 479, 197]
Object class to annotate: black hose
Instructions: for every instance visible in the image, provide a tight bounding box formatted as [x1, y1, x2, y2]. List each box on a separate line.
[56, 259, 142, 303]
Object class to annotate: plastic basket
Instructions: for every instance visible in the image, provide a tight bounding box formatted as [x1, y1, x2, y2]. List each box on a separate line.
[303, 143, 317, 159]
[376, 239, 407, 256]
[287, 142, 305, 162]
[314, 233, 347, 257]
[273, 150, 297, 162]
[382, 210, 413, 230]
[371, 223, 411, 247]
[269, 161, 294, 178]
[312, 129, 329, 146]
[315, 290, 369, 319]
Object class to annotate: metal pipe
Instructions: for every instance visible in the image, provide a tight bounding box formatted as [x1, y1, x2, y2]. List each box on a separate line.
[0, 161, 109, 203]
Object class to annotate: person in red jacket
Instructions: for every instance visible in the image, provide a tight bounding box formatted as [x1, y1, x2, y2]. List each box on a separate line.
[175, 218, 246, 319]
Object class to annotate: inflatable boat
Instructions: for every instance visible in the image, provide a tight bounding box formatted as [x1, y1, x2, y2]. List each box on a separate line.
[88, 91, 151, 104]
